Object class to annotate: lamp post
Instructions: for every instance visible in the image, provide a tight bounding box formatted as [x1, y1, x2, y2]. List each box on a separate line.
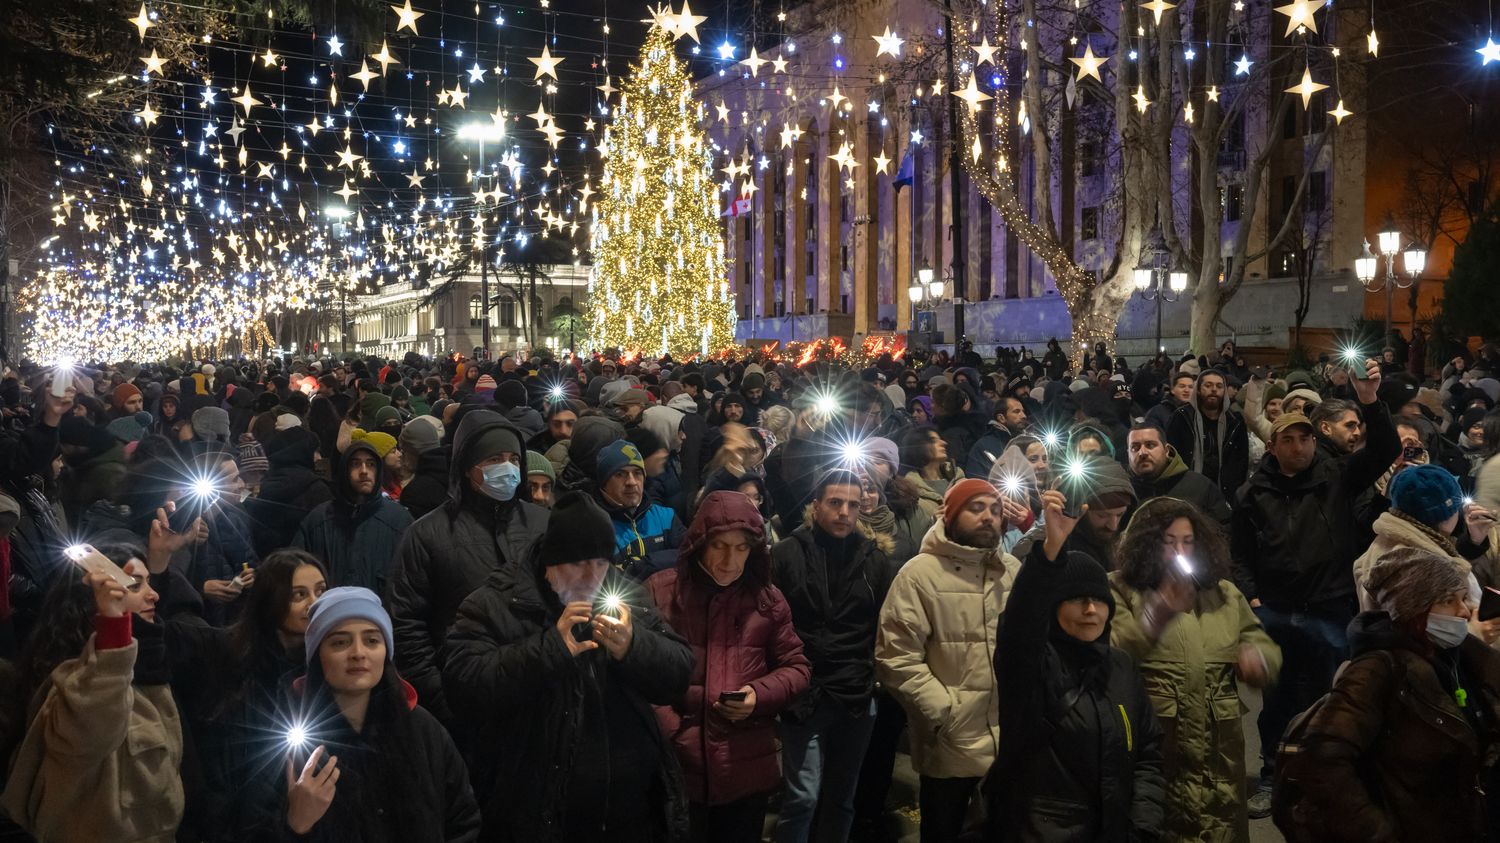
[0, 273, 10, 365]
[459, 122, 506, 359]
[1354, 214, 1426, 340]
[1132, 224, 1185, 352]
[907, 263, 946, 339]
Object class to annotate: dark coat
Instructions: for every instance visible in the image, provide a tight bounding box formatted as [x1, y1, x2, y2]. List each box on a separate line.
[770, 525, 894, 719]
[1165, 398, 1249, 505]
[443, 561, 693, 843]
[400, 446, 450, 521]
[293, 440, 414, 593]
[1127, 446, 1231, 529]
[937, 412, 988, 472]
[1231, 399, 1400, 610]
[645, 492, 811, 805]
[966, 426, 1013, 480]
[1277, 612, 1500, 842]
[247, 433, 333, 557]
[386, 412, 548, 721]
[983, 544, 1167, 842]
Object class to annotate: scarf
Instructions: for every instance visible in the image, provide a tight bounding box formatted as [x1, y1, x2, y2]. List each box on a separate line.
[859, 505, 896, 538]
[1390, 507, 1462, 559]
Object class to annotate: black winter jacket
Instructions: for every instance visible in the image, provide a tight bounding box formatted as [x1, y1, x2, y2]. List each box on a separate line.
[983, 544, 1166, 842]
[386, 412, 548, 721]
[400, 446, 450, 521]
[771, 525, 894, 718]
[1166, 401, 1250, 505]
[1231, 398, 1400, 610]
[443, 562, 692, 843]
[294, 439, 414, 593]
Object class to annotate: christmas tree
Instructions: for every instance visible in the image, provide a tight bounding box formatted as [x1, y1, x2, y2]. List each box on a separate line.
[586, 24, 737, 359]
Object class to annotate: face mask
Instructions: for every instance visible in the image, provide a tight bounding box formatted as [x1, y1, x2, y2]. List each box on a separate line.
[479, 461, 521, 502]
[1426, 613, 1470, 650]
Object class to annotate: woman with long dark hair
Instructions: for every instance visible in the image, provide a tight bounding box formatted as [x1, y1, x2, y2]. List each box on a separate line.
[1110, 497, 1280, 841]
[270, 587, 478, 842]
[899, 424, 961, 503]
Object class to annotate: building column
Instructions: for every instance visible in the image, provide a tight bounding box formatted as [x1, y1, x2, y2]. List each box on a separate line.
[852, 113, 878, 337]
[816, 118, 841, 314]
[755, 152, 776, 336]
[786, 128, 810, 316]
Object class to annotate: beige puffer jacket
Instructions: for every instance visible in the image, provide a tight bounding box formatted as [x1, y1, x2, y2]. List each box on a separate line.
[875, 518, 1021, 777]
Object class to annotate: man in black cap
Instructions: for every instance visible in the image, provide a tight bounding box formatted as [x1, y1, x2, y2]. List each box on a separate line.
[387, 409, 549, 721]
[445, 491, 692, 840]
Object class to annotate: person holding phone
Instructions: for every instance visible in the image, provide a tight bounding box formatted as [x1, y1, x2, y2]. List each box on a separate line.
[444, 491, 693, 842]
[977, 489, 1166, 841]
[645, 491, 810, 843]
[270, 586, 479, 842]
[1109, 497, 1280, 841]
[1, 541, 181, 842]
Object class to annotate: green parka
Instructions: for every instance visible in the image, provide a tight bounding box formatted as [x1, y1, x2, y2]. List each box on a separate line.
[1108, 576, 1282, 843]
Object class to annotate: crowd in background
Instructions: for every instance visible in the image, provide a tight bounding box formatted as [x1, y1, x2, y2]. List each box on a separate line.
[1, 329, 1500, 842]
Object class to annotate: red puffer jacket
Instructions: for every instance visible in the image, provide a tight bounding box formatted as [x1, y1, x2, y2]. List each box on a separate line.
[646, 490, 811, 805]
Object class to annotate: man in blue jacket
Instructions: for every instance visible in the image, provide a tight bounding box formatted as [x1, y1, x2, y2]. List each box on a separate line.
[592, 438, 683, 580]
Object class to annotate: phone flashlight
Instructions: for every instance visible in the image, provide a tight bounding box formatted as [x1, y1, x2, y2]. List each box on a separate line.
[1466, 496, 1475, 507]
[286, 724, 308, 749]
[190, 478, 218, 500]
[1043, 430, 1060, 449]
[1175, 554, 1194, 577]
[841, 441, 865, 465]
[815, 394, 839, 416]
[550, 385, 564, 399]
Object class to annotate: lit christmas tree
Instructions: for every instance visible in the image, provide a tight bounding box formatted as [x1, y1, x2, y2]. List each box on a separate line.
[586, 24, 736, 359]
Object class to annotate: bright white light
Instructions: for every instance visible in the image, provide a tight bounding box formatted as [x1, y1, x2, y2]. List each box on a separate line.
[1043, 431, 1060, 448]
[550, 385, 564, 398]
[717, 42, 736, 60]
[1066, 460, 1087, 480]
[1175, 554, 1194, 576]
[1465, 496, 1475, 506]
[1341, 346, 1362, 363]
[287, 725, 308, 748]
[457, 123, 506, 142]
[840, 441, 865, 465]
[63, 544, 88, 561]
[1000, 474, 1023, 495]
[190, 478, 217, 500]
[815, 393, 839, 416]
[325, 206, 353, 219]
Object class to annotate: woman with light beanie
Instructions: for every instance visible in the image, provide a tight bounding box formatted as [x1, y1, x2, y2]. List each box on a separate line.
[1273, 547, 1500, 843]
[1351, 463, 1500, 645]
[265, 586, 479, 841]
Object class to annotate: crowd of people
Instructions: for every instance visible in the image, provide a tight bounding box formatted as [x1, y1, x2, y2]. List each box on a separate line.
[0, 332, 1499, 842]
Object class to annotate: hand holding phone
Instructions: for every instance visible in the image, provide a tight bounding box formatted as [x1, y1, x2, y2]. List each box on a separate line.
[64, 543, 134, 589]
[715, 686, 756, 722]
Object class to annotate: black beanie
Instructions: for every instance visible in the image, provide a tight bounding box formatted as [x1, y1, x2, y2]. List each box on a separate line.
[1058, 551, 1116, 618]
[626, 426, 666, 458]
[496, 379, 528, 410]
[539, 492, 616, 565]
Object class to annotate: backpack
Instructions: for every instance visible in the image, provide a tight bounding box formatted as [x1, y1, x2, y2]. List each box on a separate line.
[1271, 649, 1400, 842]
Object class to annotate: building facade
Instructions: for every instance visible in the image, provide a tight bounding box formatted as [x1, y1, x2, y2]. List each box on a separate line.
[341, 263, 590, 358]
[700, 0, 1383, 357]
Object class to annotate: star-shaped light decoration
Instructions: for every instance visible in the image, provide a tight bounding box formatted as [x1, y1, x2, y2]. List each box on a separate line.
[596, 76, 617, 98]
[305, 117, 322, 136]
[1183, 102, 1195, 124]
[350, 60, 379, 91]
[1284, 66, 1328, 108]
[528, 46, 564, 81]
[675, 1, 707, 43]
[467, 63, 487, 84]
[828, 142, 858, 171]
[335, 145, 363, 169]
[1234, 54, 1253, 75]
[232, 84, 263, 115]
[1141, 0, 1177, 25]
[1328, 98, 1353, 124]
[260, 47, 280, 68]
[137, 102, 160, 126]
[827, 85, 849, 111]
[1132, 84, 1152, 113]
[740, 47, 768, 76]
[528, 102, 553, 125]
[1366, 29, 1380, 56]
[1069, 44, 1108, 82]
[129, 4, 154, 40]
[406, 169, 426, 188]
[225, 117, 246, 144]
[448, 84, 469, 108]
[255, 161, 275, 180]
[1479, 37, 1500, 66]
[1206, 85, 1220, 102]
[1273, 0, 1322, 37]
[141, 49, 167, 76]
[779, 122, 798, 148]
[873, 27, 905, 58]
[326, 34, 344, 56]
[371, 41, 400, 75]
[873, 152, 891, 174]
[954, 76, 992, 112]
[771, 56, 788, 73]
[391, 0, 424, 34]
[973, 36, 998, 66]
[335, 181, 359, 202]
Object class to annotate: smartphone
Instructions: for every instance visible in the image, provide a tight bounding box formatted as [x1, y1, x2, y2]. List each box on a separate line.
[1402, 445, 1426, 462]
[50, 367, 72, 398]
[1482, 587, 1500, 622]
[572, 621, 594, 643]
[718, 691, 748, 704]
[63, 543, 135, 588]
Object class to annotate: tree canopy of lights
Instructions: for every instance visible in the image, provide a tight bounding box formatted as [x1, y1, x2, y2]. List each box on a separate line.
[586, 24, 735, 360]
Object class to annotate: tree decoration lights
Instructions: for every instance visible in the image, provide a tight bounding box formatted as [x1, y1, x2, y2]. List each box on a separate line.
[585, 24, 735, 359]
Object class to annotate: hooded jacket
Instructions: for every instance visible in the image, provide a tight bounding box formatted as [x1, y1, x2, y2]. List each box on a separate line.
[597, 488, 684, 581]
[1351, 510, 1481, 614]
[1109, 575, 1281, 841]
[876, 519, 1021, 778]
[1276, 612, 1500, 842]
[386, 410, 548, 721]
[1127, 446, 1232, 528]
[293, 439, 414, 594]
[246, 428, 333, 557]
[399, 445, 451, 521]
[443, 556, 693, 843]
[645, 491, 811, 805]
[1165, 371, 1250, 504]
[1231, 398, 1400, 610]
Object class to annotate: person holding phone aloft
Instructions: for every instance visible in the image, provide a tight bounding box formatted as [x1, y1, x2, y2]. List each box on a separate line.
[1109, 497, 1281, 841]
[645, 491, 811, 843]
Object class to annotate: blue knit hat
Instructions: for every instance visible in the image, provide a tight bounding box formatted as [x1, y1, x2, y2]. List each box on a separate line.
[594, 438, 645, 483]
[304, 587, 394, 665]
[1387, 464, 1463, 527]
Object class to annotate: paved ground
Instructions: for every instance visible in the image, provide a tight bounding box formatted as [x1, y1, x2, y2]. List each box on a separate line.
[770, 686, 1286, 842]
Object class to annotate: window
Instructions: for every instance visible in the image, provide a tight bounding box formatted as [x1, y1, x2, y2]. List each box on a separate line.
[1305, 171, 1327, 212]
[1280, 176, 1297, 218]
[1282, 105, 1297, 140]
[1080, 206, 1099, 241]
[1305, 93, 1326, 135]
[1080, 141, 1103, 177]
[468, 295, 482, 327]
[1225, 184, 1243, 221]
[499, 298, 516, 328]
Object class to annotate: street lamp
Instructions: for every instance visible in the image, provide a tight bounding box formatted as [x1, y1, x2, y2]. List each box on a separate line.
[460, 122, 506, 359]
[1355, 214, 1427, 339]
[1132, 224, 1181, 352]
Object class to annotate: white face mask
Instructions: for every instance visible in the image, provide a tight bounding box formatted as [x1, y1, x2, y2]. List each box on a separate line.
[1426, 613, 1470, 650]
